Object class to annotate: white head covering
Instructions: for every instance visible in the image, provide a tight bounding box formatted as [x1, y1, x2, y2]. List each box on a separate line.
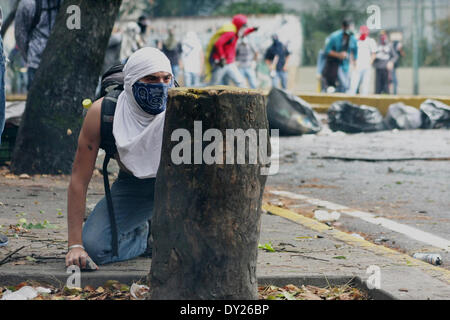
[113, 47, 172, 178]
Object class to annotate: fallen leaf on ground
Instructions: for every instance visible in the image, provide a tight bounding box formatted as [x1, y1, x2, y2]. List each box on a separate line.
[1, 280, 368, 300]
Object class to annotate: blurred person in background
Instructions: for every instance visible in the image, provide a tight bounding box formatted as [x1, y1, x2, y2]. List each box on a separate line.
[264, 34, 290, 89]
[102, 26, 123, 74]
[0, 5, 5, 146]
[162, 27, 182, 82]
[120, 20, 145, 63]
[137, 15, 150, 42]
[181, 31, 203, 87]
[390, 31, 405, 95]
[349, 25, 377, 95]
[316, 47, 327, 92]
[7, 44, 28, 94]
[0, 6, 6, 248]
[236, 36, 258, 89]
[205, 14, 258, 87]
[322, 19, 357, 93]
[374, 31, 398, 94]
[14, 0, 63, 89]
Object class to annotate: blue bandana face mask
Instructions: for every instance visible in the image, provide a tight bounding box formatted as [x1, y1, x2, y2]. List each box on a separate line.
[132, 81, 172, 115]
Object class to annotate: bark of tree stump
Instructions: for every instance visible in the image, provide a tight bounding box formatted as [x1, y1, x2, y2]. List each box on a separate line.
[149, 87, 271, 300]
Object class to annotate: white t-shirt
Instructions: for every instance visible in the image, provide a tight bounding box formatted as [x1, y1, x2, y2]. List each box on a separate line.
[356, 37, 377, 70]
[181, 44, 203, 74]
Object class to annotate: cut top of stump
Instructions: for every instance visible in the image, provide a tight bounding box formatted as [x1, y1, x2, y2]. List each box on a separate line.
[168, 86, 265, 99]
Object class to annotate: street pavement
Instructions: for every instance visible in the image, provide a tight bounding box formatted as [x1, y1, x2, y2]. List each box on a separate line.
[0, 125, 449, 299]
[268, 124, 450, 269]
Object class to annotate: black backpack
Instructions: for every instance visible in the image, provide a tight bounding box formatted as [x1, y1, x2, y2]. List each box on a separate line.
[99, 64, 124, 159]
[96, 64, 179, 257]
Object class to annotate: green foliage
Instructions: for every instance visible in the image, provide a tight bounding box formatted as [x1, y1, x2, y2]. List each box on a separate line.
[145, 0, 224, 17]
[134, 0, 283, 17]
[402, 34, 447, 68]
[423, 16, 450, 66]
[18, 219, 58, 230]
[258, 242, 276, 252]
[119, 0, 148, 19]
[213, 0, 284, 16]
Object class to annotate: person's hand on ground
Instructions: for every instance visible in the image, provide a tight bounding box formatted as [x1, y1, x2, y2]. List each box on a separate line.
[65, 247, 92, 269]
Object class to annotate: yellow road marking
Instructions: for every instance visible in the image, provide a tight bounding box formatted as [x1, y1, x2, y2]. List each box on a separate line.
[263, 204, 450, 284]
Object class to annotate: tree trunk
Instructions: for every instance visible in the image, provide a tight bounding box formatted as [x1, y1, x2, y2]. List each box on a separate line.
[149, 87, 271, 300]
[11, 0, 122, 174]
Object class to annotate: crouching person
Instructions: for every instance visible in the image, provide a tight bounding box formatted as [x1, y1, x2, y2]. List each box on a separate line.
[66, 48, 173, 268]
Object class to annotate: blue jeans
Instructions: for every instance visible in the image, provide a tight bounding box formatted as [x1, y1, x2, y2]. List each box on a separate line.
[272, 70, 288, 89]
[392, 68, 398, 95]
[337, 66, 350, 93]
[210, 62, 245, 87]
[349, 68, 371, 95]
[239, 66, 258, 89]
[184, 71, 200, 87]
[82, 171, 155, 265]
[27, 67, 37, 91]
[0, 36, 5, 145]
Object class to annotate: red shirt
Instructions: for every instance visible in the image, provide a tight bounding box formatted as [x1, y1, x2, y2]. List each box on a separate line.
[212, 27, 257, 64]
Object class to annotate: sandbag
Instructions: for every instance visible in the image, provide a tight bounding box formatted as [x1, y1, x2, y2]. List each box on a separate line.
[420, 99, 450, 129]
[266, 87, 322, 136]
[384, 103, 422, 130]
[327, 101, 386, 133]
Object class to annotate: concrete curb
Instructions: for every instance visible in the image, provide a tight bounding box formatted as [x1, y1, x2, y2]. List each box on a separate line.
[0, 269, 149, 289]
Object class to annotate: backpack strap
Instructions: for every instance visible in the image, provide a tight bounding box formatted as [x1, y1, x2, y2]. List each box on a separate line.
[100, 89, 122, 257]
[31, 0, 42, 32]
[102, 153, 119, 257]
[46, 0, 61, 34]
[31, 0, 62, 38]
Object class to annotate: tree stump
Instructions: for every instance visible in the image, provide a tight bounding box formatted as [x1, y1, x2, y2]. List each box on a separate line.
[149, 87, 271, 300]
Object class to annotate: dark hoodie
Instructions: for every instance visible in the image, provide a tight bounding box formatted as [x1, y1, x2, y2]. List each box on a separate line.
[264, 36, 290, 71]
